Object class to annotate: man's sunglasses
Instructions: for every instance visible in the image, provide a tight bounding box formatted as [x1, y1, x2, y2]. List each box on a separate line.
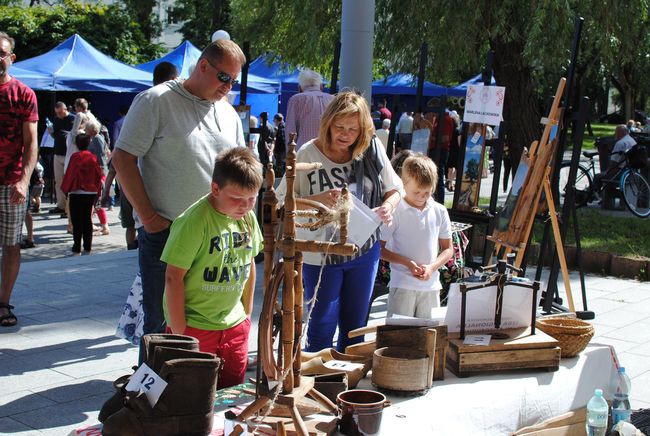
[204, 58, 239, 86]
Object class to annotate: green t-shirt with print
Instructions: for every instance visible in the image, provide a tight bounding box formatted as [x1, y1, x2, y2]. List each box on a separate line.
[161, 196, 263, 331]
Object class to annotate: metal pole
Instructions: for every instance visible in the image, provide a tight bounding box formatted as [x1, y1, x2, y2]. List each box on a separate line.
[540, 17, 584, 313]
[433, 96, 446, 164]
[340, 0, 375, 103]
[240, 41, 250, 105]
[415, 42, 428, 113]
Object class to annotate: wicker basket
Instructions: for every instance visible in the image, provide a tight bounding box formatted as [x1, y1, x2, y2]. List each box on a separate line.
[536, 317, 594, 357]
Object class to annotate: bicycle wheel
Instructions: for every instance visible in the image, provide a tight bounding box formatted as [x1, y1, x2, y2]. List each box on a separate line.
[621, 170, 650, 218]
[558, 162, 593, 208]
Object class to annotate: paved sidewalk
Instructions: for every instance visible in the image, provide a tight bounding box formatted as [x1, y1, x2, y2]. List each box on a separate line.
[1, 204, 649, 434]
[20, 203, 128, 262]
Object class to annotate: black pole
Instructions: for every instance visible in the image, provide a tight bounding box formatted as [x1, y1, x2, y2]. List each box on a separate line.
[550, 97, 593, 318]
[482, 50, 503, 264]
[482, 50, 494, 86]
[329, 41, 341, 94]
[415, 42, 427, 113]
[572, 187, 591, 317]
[488, 123, 504, 216]
[540, 17, 584, 313]
[433, 96, 445, 165]
[552, 16, 583, 199]
[240, 41, 250, 105]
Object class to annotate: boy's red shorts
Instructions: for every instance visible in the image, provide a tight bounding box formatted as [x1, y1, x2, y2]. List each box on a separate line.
[168, 317, 251, 389]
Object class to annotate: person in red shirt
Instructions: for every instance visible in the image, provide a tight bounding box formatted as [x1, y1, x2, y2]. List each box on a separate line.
[61, 134, 103, 255]
[0, 32, 38, 327]
[378, 99, 392, 121]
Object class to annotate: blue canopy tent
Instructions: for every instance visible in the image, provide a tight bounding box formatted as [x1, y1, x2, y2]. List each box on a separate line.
[371, 74, 448, 97]
[447, 74, 497, 97]
[248, 55, 305, 115]
[13, 34, 153, 92]
[231, 69, 281, 120]
[136, 40, 201, 80]
[249, 54, 301, 93]
[137, 42, 280, 117]
[9, 66, 51, 90]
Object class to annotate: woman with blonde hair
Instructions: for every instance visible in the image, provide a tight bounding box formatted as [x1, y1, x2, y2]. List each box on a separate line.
[277, 91, 403, 352]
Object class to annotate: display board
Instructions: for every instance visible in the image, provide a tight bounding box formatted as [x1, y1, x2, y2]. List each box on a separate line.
[456, 123, 486, 211]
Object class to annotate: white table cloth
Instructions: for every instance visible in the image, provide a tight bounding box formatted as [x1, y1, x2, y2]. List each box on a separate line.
[360, 343, 615, 435]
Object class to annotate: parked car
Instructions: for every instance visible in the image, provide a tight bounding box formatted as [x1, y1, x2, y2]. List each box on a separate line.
[599, 109, 648, 124]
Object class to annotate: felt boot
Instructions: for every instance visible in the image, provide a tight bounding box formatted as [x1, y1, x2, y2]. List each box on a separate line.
[102, 349, 221, 436]
[140, 333, 200, 358]
[98, 334, 199, 423]
[98, 374, 131, 424]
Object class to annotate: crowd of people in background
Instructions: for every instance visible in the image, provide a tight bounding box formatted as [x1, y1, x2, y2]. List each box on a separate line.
[627, 117, 650, 134]
[371, 101, 466, 203]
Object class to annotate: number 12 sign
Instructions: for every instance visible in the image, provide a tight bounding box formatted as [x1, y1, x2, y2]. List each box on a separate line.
[125, 362, 168, 407]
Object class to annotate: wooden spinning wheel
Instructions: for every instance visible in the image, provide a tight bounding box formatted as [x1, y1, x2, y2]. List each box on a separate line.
[237, 136, 358, 435]
[259, 258, 284, 382]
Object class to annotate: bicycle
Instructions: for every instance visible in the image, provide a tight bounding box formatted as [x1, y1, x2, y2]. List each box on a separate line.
[557, 145, 650, 218]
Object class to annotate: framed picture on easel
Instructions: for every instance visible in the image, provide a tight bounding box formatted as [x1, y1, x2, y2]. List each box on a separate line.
[456, 123, 486, 211]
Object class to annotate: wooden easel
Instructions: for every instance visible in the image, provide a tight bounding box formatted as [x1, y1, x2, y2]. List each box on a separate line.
[237, 137, 358, 435]
[487, 78, 575, 311]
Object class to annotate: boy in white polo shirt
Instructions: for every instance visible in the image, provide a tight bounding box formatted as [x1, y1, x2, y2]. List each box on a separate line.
[380, 154, 454, 318]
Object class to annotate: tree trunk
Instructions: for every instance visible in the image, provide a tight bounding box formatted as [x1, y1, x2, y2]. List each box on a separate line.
[624, 88, 634, 122]
[491, 39, 541, 174]
[611, 63, 636, 122]
[212, 0, 227, 32]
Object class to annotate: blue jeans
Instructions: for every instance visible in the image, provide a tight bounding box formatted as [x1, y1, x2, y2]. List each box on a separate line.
[137, 226, 170, 363]
[302, 242, 380, 352]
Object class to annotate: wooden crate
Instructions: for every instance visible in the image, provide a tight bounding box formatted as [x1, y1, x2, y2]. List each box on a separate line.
[446, 327, 560, 377]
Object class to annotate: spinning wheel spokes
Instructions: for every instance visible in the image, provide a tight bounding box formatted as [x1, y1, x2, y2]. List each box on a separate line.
[259, 259, 284, 382]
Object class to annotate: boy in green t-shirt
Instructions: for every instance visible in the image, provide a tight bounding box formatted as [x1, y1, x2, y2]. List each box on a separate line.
[161, 147, 263, 389]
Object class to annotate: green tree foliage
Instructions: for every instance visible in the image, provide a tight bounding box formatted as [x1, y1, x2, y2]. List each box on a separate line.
[0, 0, 163, 64]
[171, 0, 232, 50]
[230, 0, 649, 168]
[230, 1, 340, 74]
[122, 0, 161, 42]
[576, 1, 650, 121]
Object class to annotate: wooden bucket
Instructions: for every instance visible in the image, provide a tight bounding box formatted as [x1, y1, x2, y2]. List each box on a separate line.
[371, 346, 431, 392]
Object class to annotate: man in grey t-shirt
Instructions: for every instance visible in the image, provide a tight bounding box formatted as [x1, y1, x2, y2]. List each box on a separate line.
[112, 39, 245, 359]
